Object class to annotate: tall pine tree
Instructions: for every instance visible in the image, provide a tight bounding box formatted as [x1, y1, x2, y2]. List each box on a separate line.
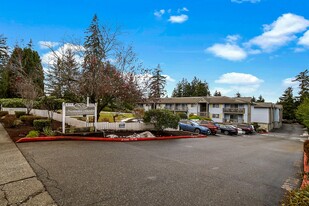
[0, 34, 9, 98]
[149, 64, 166, 102]
[279, 87, 296, 120]
[293, 69, 309, 103]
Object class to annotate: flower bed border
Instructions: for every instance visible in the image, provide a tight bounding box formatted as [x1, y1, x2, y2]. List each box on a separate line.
[16, 135, 207, 143]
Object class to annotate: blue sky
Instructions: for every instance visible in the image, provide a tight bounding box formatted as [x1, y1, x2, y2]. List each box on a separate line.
[1, 0, 309, 102]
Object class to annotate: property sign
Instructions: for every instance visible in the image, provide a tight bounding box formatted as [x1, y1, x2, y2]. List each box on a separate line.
[62, 102, 97, 134]
[65, 103, 96, 116]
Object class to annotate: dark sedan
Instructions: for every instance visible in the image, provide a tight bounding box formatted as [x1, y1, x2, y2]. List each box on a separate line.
[220, 125, 238, 135]
[237, 124, 254, 134]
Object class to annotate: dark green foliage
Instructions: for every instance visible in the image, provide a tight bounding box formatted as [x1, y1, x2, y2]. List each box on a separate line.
[149, 65, 166, 100]
[177, 112, 187, 119]
[26, 130, 40, 138]
[252, 122, 260, 131]
[0, 111, 8, 117]
[20, 115, 45, 125]
[143, 109, 180, 131]
[251, 96, 256, 103]
[0, 98, 25, 108]
[15, 111, 26, 118]
[304, 140, 309, 158]
[279, 87, 296, 120]
[172, 77, 210, 97]
[188, 115, 201, 120]
[33, 119, 51, 131]
[293, 69, 309, 103]
[281, 185, 309, 206]
[42, 127, 56, 136]
[296, 98, 309, 130]
[214, 90, 221, 96]
[0, 35, 9, 98]
[256, 95, 265, 102]
[235, 92, 241, 97]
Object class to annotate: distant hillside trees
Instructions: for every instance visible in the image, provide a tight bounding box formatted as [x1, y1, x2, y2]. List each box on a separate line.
[214, 90, 221, 96]
[279, 87, 296, 120]
[172, 77, 210, 97]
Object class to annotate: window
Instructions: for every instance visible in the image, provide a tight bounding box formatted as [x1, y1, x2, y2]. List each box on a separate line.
[212, 114, 219, 118]
[191, 104, 195, 107]
[213, 104, 219, 108]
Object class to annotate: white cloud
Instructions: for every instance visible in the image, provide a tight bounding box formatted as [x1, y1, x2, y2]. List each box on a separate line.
[154, 9, 165, 18]
[231, 0, 260, 3]
[282, 78, 298, 88]
[38, 41, 59, 49]
[163, 75, 176, 83]
[294, 47, 306, 53]
[206, 43, 247, 61]
[298, 30, 309, 47]
[247, 13, 309, 52]
[41, 43, 84, 65]
[168, 14, 189, 24]
[226, 35, 241, 43]
[178, 7, 189, 13]
[215, 72, 263, 85]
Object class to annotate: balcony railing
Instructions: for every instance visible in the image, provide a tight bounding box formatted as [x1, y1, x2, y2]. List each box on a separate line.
[164, 106, 188, 111]
[223, 118, 244, 123]
[223, 108, 245, 114]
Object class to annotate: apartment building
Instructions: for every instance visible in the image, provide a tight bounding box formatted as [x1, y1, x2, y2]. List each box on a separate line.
[139, 96, 283, 131]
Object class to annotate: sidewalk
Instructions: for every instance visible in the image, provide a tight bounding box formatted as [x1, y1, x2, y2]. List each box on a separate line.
[0, 124, 57, 206]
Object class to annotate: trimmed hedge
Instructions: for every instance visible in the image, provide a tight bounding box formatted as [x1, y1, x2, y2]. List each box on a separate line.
[33, 119, 51, 131]
[15, 111, 26, 118]
[0, 98, 26, 108]
[3, 115, 16, 128]
[20, 115, 45, 125]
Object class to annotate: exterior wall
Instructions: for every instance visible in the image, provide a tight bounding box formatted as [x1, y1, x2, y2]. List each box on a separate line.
[188, 103, 198, 115]
[243, 104, 248, 123]
[209, 103, 223, 122]
[251, 107, 270, 123]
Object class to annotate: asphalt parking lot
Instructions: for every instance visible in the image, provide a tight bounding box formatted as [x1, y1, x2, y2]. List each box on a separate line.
[18, 126, 304, 206]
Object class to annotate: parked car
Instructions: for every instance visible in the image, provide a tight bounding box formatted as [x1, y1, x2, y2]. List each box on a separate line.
[237, 124, 254, 134]
[219, 125, 238, 135]
[198, 120, 218, 135]
[179, 120, 211, 135]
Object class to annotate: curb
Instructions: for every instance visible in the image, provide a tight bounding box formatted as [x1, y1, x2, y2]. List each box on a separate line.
[301, 152, 309, 189]
[16, 135, 207, 143]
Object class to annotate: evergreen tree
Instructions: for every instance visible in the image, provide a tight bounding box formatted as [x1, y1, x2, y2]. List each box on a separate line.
[8, 45, 44, 97]
[172, 77, 210, 97]
[46, 48, 80, 101]
[149, 64, 166, 101]
[251, 96, 256, 103]
[0, 34, 9, 98]
[235, 92, 241, 97]
[214, 90, 222, 96]
[279, 87, 296, 120]
[256, 95, 265, 102]
[293, 69, 309, 103]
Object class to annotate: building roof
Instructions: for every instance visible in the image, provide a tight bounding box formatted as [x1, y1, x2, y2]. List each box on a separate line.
[205, 96, 252, 104]
[140, 96, 253, 104]
[253, 102, 282, 109]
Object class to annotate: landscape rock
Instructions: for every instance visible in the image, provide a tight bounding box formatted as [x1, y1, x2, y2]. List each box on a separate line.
[106, 134, 119, 138]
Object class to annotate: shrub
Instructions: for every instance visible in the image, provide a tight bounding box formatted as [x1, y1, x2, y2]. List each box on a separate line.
[201, 117, 212, 121]
[143, 109, 180, 131]
[43, 127, 56, 136]
[26, 130, 40, 138]
[252, 122, 260, 131]
[0, 98, 26, 108]
[189, 115, 201, 120]
[177, 112, 188, 119]
[281, 185, 309, 205]
[20, 115, 45, 125]
[3, 115, 16, 128]
[0, 111, 8, 117]
[33, 119, 51, 131]
[13, 119, 23, 127]
[15, 111, 26, 118]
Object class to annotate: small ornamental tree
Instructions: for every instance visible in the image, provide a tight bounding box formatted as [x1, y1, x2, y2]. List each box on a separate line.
[38, 96, 64, 121]
[143, 109, 180, 131]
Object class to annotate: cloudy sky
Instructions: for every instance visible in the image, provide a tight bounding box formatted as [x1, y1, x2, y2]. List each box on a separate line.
[1, 0, 309, 102]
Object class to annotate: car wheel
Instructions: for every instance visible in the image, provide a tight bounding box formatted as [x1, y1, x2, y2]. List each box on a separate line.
[207, 130, 211, 135]
[179, 127, 182, 131]
[194, 129, 201, 134]
[224, 131, 229, 135]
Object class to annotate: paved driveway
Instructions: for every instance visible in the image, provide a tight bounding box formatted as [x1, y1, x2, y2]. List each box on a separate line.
[18, 127, 304, 206]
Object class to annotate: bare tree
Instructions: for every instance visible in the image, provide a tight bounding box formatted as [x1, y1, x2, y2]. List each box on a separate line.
[16, 78, 38, 114]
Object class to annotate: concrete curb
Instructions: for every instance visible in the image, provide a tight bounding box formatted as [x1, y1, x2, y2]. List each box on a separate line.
[16, 135, 207, 143]
[301, 152, 309, 189]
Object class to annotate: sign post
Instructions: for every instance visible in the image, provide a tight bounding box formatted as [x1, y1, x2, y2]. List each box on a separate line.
[62, 103, 97, 134]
